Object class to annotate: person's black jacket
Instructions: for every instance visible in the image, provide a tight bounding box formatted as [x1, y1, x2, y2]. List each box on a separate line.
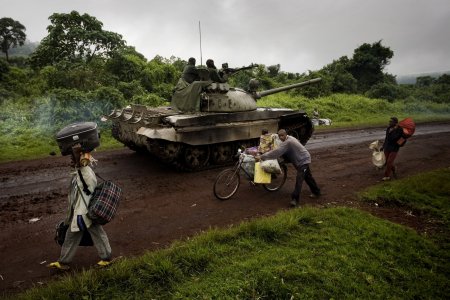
[383, 126, 403, 152]
[182, 64, 200, 84]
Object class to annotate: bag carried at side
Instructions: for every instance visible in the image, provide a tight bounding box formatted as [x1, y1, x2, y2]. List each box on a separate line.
[88, 181, 122, 225]
[78, 170, 122, 225]
[55, 220, 93, 246]
[369, 140, 386, 168]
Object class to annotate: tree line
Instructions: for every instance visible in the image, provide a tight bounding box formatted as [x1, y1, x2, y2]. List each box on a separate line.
[1, 11, 449, 114]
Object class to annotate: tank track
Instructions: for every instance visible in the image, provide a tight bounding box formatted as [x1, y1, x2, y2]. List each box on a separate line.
[147, 138, 259, 172]
[112, 115, 313, 171]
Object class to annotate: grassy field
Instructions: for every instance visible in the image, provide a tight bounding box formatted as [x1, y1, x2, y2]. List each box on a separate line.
[14, 169, 450, 299]
[359, 168, 450, 225]
[1, 93, 449, 163]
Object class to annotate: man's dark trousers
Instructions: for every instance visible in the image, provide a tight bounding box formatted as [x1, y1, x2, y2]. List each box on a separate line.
[291, 164, 320, 201]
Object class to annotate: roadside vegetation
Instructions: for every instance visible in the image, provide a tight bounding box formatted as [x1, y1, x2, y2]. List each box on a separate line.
[1, 12, 449, 162]
[2, 11, 449, 298]
[16, 169, 450, 299]
[1, 92, 449, 162]
[360, 168, 450, 241]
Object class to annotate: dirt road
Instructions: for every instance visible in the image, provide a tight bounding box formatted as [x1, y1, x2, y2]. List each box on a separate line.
[1, 123, 449, 296]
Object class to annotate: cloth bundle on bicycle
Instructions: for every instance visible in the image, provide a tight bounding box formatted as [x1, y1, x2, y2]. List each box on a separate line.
[242, 154, 256, 177]
[254, 162, 271, 184]
[78, 170, 122, 225]
[260, 159, 282, 174]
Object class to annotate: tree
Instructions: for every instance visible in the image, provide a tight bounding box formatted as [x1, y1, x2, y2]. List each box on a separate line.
[30, 11, 125, 68]
[0, 59, 9, 80]
[347, 40, 393, 92]
[322, 56, 357, 93]
[267, 64, 280, 77]
[0, 17, 26, 62]
[416, 76, 435, 87]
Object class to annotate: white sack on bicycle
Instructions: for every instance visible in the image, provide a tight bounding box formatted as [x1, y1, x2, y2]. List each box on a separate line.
[260, 159, 282, 174]
[242, 154, 255, 176]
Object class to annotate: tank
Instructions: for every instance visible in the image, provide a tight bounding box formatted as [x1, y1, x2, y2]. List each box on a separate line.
[105, 73, 321, 171]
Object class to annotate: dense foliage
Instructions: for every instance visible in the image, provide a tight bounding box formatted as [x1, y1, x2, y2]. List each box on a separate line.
[0, 11, 449, 162]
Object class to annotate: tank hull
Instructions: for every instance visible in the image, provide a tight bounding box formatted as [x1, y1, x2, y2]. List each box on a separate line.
[109, 105, 313, 171]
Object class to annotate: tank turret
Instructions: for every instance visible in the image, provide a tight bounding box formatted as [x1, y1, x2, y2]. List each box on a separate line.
[106, 75, 321, 171]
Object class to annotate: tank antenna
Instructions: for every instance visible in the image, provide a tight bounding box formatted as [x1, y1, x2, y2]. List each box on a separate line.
[198, 20, 203, 65]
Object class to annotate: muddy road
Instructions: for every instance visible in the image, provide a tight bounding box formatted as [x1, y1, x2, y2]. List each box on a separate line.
[1, 122, 449, 296]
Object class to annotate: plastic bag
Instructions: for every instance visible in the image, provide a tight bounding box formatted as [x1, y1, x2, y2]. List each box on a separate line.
[254, 162, 271, 184]
[372, 151, 386, 168]
[369, 140, 385, 168]
[369, 140, 381, 151]
[242, 154, 255, 176]
[260, 159, 282, 174]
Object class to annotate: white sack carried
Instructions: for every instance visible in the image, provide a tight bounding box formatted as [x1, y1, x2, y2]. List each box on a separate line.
[372, 151, 386, 168]
[260, 159, 282, 174]
[369, 140, 385, 168]
[369, 140, 381, 151]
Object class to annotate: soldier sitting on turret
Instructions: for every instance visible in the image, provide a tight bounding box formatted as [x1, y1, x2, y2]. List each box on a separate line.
[182, 57, 200, 84]
[206, 59, 227, 83]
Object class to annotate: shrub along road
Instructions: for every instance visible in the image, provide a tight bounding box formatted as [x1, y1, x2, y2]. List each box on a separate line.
[0, 122, 449, 296]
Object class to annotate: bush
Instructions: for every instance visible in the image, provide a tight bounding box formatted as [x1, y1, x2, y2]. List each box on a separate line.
[90, 86, 126, 112]
[366, 83, 406, 102]
[132, 93, 166, 107]
[117, 80, 146, 99]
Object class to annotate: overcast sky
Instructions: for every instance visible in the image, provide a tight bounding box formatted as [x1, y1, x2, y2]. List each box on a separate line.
[2, 0, 450, 76]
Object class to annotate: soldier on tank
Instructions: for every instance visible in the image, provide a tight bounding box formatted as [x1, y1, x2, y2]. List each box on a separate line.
[182, 57, 200, 84]
[206, 59, 227, 83]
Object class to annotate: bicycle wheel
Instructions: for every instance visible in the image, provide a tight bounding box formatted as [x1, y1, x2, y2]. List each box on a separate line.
[213, 168, 241, 200]
[263, 164, 287, 192]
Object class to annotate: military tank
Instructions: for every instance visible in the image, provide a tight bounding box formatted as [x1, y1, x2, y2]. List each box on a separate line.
[105, 69, 321, 171]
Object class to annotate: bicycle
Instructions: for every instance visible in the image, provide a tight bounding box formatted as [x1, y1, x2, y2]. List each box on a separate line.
[213, 149, 287, 200]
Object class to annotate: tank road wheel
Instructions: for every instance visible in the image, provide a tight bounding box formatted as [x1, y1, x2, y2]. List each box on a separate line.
[146, 140, 181, 162]
[211, 143, 235, 165]
[182, 145, 210, 170]
[160, 142, 182, 162]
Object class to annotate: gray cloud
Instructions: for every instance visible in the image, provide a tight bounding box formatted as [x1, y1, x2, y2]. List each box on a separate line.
[2, 0, 450, 75]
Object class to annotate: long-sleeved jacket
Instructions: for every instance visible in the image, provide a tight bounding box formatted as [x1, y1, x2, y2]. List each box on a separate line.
[383, 125, 403, 152]
[68, 166, 97, 232]
[261, 135, 311, 167]
[182, 64, 200, 84]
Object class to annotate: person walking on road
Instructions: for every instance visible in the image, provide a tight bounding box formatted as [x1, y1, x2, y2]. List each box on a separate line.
[258, 129, 321, 207]
[381, 117, 404, 181]
[47, 145, 112, 270]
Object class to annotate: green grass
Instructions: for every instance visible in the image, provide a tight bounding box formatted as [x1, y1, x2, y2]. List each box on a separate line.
[359, 168, 450, 226]
[1, 93, 450, 163]
[15, 206, 449, 299]
[258, 93, 450, 127]
[0, 130, 122, 162]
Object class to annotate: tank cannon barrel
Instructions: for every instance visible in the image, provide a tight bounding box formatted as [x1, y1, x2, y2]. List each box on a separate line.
[255, 78, 322, 99]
